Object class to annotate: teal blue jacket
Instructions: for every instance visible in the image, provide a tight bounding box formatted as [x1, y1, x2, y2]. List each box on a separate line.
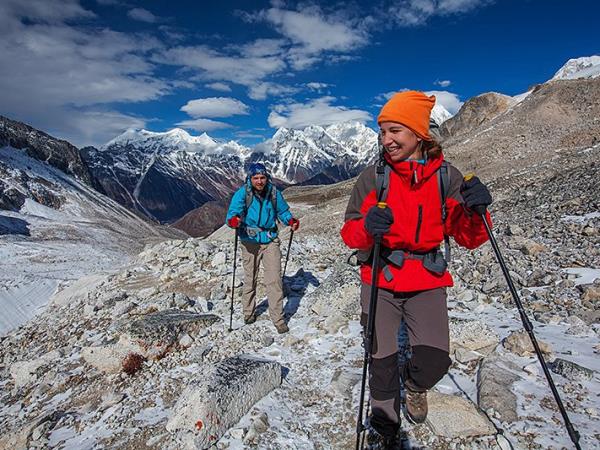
[226, 181, 293, 244]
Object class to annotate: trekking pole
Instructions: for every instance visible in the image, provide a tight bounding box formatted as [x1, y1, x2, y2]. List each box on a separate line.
[283, 229, 294, 277]
[356, 202, 386, 450]
[466, 175, 581, 450]
[228, 228, 239, 332]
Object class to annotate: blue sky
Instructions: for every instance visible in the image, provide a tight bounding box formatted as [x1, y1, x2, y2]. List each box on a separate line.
[0, 0, 598, 148]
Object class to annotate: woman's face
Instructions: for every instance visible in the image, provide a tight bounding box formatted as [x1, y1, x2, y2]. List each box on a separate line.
[379, 121, 422, 162]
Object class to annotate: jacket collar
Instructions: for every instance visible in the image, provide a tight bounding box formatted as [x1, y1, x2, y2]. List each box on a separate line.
[383, 152, 444, 186]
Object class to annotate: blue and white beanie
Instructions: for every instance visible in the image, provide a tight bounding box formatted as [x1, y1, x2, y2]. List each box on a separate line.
[247, 163, 268, 177]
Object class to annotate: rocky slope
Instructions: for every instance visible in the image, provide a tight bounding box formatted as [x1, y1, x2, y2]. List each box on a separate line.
[1, 97, 598, 447]
[442, 77, 600, 181]
[1, 59, 598, 450]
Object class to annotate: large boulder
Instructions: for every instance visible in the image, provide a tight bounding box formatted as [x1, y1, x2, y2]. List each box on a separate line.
[427, 391, 496, 438]
[167, 355, 281, 448]
[121, 309, 221, 359]
[477, 353, 519, 423]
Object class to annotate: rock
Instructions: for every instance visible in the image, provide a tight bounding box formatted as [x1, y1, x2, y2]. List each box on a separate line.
[581, 285, 600, 302]
[519, 239, 547, 256]
[50, 274, 107, 307]
[449, 318, 499, 353]
[329, 368, 361, 399]
[81, 338, 144, 374]
[502, 330, 552, 356]
[211, 251, 227, 268]
[426, 391, 496, 438]
[10, 350, 61, 389]
[100, 391, 126, 409]
[166, 355, 281, 448]
[549, 358, 594, 382]
[179, 333, 194, 348]
[309, 262, 361, 319]
[112, 300, 136, 317]
[121, 309, 221, 359]
[261, 335, 274, 347]
[478, 353, 519, 423]
[174, 293, 194, 309]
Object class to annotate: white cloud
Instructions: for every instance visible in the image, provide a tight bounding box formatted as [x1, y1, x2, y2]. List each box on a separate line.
[245, 4, 370, 70]
[267, 96, 371, 129]
[306, 82, 331, 91]
[158, 45, 286, 87]
[260, 6, 367, 53]
[375, 91, 402, 102]
[434, 79, 452, 87]
[248, 82, 299, 101]
[205, 82, 232, 92]
[425, 90, 463, 114]
[176, 118, 233, 132]
[0, 0, 95, 25]
[127, 8, 158, 23]
[0, 1, 172, 147]
[389, 0, 493, 26]
[180, 97, 249, 118]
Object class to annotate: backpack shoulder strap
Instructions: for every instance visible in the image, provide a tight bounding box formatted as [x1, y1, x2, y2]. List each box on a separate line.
[270, 185, 278, 222]
[375, 160, 391, 203]
[242, 183, 252, 220]
[437, 161, 451, 262]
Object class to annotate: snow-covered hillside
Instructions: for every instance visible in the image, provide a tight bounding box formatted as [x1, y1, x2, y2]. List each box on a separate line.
[0, 146, 183, 335]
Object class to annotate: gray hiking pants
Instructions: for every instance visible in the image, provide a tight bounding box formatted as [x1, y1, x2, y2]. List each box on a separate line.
[360, 284, 452, 430]
[241, 239, 285, 327]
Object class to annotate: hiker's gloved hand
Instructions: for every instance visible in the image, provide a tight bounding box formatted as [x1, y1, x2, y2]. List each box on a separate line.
[227, 216, 241, 228]
[364, 205, 394, 237]
[460, 176, 492, 215]
[288, 218, 299, 231]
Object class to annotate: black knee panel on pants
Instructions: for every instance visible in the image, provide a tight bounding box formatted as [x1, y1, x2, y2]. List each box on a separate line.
[403, 345, 451, 390]
[370, 352, 400, 400]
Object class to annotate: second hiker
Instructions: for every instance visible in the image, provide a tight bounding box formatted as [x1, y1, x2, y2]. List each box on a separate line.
[226, 163, 299, 334]
[341, 91, 493, 447]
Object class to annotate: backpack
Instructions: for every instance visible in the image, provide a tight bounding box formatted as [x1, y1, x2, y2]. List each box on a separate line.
[374, 158, 452, 262]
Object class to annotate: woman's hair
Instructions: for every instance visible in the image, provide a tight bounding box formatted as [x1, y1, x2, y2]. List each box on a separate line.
[423, 139, 442, 159]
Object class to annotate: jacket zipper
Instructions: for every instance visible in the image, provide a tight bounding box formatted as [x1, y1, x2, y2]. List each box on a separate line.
[415, 205, 423, 243]
[257, 195, 264, 227]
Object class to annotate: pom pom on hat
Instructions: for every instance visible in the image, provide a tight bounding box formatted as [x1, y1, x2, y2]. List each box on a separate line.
[377, 91, 436, 141]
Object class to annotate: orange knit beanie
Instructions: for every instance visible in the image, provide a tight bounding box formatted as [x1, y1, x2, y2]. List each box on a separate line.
[377, 90, 436, 141]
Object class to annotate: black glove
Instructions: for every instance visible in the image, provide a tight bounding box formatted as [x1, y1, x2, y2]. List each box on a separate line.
[460, 176, 492, 215]
[364, 205, 394, 237]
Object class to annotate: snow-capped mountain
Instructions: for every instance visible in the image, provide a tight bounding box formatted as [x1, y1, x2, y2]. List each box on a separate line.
[249, 122, 377, 184]
[84, 122, 378, 228]
[431, 103, 453, 126]
[82, 128, 250, 223]
[551, 55, 600, 80]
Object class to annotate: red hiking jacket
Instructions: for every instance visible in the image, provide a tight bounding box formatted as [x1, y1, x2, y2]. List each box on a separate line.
[341, 153, 491, 292]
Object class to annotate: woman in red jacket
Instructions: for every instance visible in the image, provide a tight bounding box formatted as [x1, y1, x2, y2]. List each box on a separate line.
[341, 91, 492, 448]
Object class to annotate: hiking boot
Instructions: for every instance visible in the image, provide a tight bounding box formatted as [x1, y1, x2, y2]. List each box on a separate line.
[244, 314, 256, 325]
[365, 423, 401, 450]
[275, 323, 289, 334]
[404, 380, 428, 424]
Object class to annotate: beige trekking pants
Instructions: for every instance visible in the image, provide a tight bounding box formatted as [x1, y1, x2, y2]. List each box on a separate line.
[240, 238, 285, 327]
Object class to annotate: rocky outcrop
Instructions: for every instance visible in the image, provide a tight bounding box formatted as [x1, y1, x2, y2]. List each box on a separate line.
[440, 92, 514, 141]
[0, 115, 92, 184]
